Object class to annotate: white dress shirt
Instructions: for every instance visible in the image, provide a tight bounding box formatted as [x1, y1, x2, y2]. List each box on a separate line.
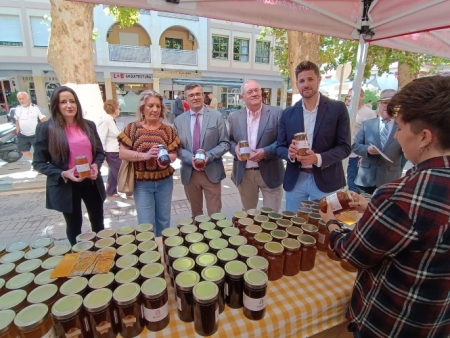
[246, 105, 262, 168]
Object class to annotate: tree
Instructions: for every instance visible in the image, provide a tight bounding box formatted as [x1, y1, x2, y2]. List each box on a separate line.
[47, 0, 138, 122]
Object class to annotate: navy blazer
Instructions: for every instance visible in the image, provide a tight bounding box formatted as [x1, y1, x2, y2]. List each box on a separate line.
[276, 95, 351, 192]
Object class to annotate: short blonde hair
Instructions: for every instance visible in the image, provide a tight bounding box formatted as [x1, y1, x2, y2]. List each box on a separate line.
[103, 99, 119, 115]
[136, 90, 167, 122]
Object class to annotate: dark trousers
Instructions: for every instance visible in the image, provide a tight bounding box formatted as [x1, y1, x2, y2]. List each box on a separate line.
[105, 152, 121, 195]
[347, 157, 360, 193]
[63, 179, 104, 245]
[357, 185, 377, 195]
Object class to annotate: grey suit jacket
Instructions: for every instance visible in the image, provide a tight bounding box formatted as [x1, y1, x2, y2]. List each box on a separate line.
[228, 104, 284, 189]
[352, 117, 405, 188]
[173, 108, 230, 185]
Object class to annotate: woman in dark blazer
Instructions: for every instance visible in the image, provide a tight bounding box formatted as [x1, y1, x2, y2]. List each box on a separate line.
[33, 86, 106, 245]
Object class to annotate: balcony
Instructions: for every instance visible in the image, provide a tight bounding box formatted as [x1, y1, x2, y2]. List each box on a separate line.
[158, 12, 199, 21]
[161, 48, 197, 66]
[108, 44, 151, 63]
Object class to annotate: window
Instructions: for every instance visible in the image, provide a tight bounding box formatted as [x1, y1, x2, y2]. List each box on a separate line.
[233, 38, 249, 62]
[30, 16, 50, 47]
[255, 41, 270, 64]
[165, 37, 182, 50]
[0, 15, 23, 46]
[212, 35, 229, 60]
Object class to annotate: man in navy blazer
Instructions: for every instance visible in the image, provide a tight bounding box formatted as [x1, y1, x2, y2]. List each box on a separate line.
[276, 61, 351, 212]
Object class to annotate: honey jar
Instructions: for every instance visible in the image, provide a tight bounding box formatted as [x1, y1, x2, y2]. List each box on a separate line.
[195, 253, 217, 275]
[307, 212, 321, 227]
[293, 132, 309, 156]
[116, 254, 139, 270]
[27, 284, 59, 309]
[83, 288, 119, 338]
[261, 222, 277, 234]
[286, 226, 304, 239]
[177, 218, 193, 230]
[215, 220, 232, 230]
[291, 217, 307, 228]
[135, 232, 155, 244]
[194, 215, 211, 227]
[276, 219, 292, 231]
[243, 269, 268, 321]
[185, 233, 205, 246]
[14, 303, 56, 337]
[95, 238, 116, 251]
[24, 248, 48, 261]
[88, 272, 115, 291]
[228, 235, 247, 250]
[224, 260, 247, 309]
[116, 234, 135, 247]
[268, 212, 283, 223]
[0, 251, 25, 265]
[41, 256, 63, 270]
[0, 309, 19, 338]
[34, 269, 59, 287]
[115, 267, 140, 286]
[319, 190, 354, 214]
[263, 242, 284, 281]
[237, 245, 258, 262]
[232, 211, 248, 228]
[246, 256, 269, 274]
[52, 294, 89, 338]
[136, 223, 153, 234]
[204, 229, 222, 243]
[157, 144, 171, 166]
[238, 140, 250, 161]
[180, 225, 198, 239]
[96, 229, 117, 240]
[48, 244, 71, 257]
[139, 251, 161, 266]
[6, 241, 29, 253]
[6, 272, 35, 293]
[301, 223, 319, 242]
[75, 155, 91, 179]
[198, 222, 215, 234]
[137, 240, 158, 255]
[237, 218, 253, 236]
[172, 257, 195, 288]
[163, 236, 184, 268]
[117, 225, 135, 237]
[281, 210, 296, 221]
[244, 225, 262, 246]
[60, 276, 89, 297]
[31, 237, 54, 250]
[208, 238, 228, 255]
[216, 248, 238, 269]
[113, 283, 145, 337]
[210, 213, 226, 223]
[253, 233, 272, 256]
[141, 277, 170, 332]
[188, 243, 209, 260]
[298, 235, 317, 271]
[0, 290, 27, 313]
[259, 207, 273, 216]
[76, 231, 96, 243]
[246, 209, 261, 220]
[116, 243, 138, 258]
[297, 207, 311, 220]
[175, 271, 200, 323]
[193, 281, 219, 336]
[317, 220, 330, 252]
[140, 263, 165, 284]
[270, 229, 288, 243]
[221, 227, 239, 240]
[282, 238, 301, 276]
[0, 263, 15, 281]
[15, 259, 42, 275]
[194, 149, 207, 169]
[72, 241, 94, 253]
[201, 266, 226, 314]
[168, 246, 189, 286]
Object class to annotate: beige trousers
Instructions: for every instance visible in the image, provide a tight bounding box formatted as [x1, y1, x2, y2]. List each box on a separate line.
[184, 170, 222, 217]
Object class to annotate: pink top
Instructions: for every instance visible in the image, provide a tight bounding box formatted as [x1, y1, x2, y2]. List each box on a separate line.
[65, 124, 93, 172]
[246, 105, 262, 168]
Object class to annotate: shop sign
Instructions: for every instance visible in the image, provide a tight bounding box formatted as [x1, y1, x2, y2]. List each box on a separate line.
[21, 76, 59, 82]
[153, 70, 202, 79]
[112, 73, 153, 81]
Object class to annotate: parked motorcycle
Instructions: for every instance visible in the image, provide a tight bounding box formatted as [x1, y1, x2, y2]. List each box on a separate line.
[0, 122, 21, 163]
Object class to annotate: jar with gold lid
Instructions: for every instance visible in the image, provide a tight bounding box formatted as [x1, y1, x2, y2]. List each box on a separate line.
[113, 282, 144, 337]
[188, 242, 209, 260]
[261, 222, 277, 234]
[6, 241, 29, 253]
[117, 225, 135, 237]
[243, 269, 268, 321]
[307, 212, 321, 227]
[0, 251, 25, 265]
[175, 271, 200, 323]
[116, 254, 139, 270]
[228, 235, 247, 250]
[76, 232, 96, 243]
[31, 237, 54, 250]
[286, 226, 303, 239]
[253, 215, 269, 226]
[291, 217, 307, 228]
[201, 266, 225, 313]
[24, 247, 48, 261]
[138, 251, 161, 266]
[34, 269, 59, 287]
[0, 309, 19, 338]
[172, 257, 195, 290]
[301, 223, 319, 242]
[281, 210, 296, 221]
[41, 255, 63, 270]
[140, 263, 165, 284]
[232, 211, 248, 228]
[48, 244, 71, 257]
[195, 253, 217, 275]
[259, 207, 273, 216]
[14, 303, 55, 337]
[83, 288, 119, 338]
[135, 232, 155, 245]
[27, 284, 59, 309]
[282, 238, 301, 276]
[141, 277, 170, 331]
[116, 234, 135, 247]
[89, 272, 115, 291]
[270, 229, 288, 243]
[246, 209, 261, 220]
[136, 223, 153, 234]
[237, 218, 253, 236]
[52, 294, 89, 338]
[97, 229, 116, 240]
[215, 220, 232, 231]
[204, 229, 221, 243]
[72, 241, 94, 253]
[6, 272, 35, 293]
[177, 218, 193, 230]
[244, 225, 262, 246]
[208, 238, 228, 255]
[0, 290, 27, 313]
[179, 225, 198, 239]
[185, 232, 204, 246]
[198, 222, 215, 234]
[15, 259, 42, 275]
[168, 246, 189, 286]
[116, 243, 138, 258]
[276, 219, 293, 231]
[193, 281, 219, 336]
[224, 260, 247, 309]
[115, 267, 140, 286]
[268, 212, 283, 223]
[216, 248, 238, 269]
[94, 237, 116, 251]
[237, 245, 258, 262]
[221, 227, 239, 240]
[298, 235, 317, 271]
[137, 240, 157, 255]
[246, 256, 269, 274]
[0, 263, 16, 281]
[60, 276, 89, 297]
[194, 215, 211, 227]
[263, 242, 284, 281]
[297, 207, 311, 220]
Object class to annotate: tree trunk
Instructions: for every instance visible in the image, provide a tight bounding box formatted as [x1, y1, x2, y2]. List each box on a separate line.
[397, 62, 417, 90]
[287, 31, 321, 101]
[48, 0, 105, 122]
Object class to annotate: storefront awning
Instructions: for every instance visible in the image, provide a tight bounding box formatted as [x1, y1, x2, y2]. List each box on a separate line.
[171, 79, 243, 87]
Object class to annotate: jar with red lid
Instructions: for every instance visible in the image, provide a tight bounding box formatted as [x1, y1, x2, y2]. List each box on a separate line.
[232, 211, 248, 228]
[259, 207, 273, 216]
[224, 260, 247, 309]
[237, 218, 253, 236]
[281, 210, 296, 220]
[194, 149, 207, 169]
[253, 215, 269, 226]
[291, 217, 307, 228]
[246, 209, 261, 220]
[281, 239, 301, 276]
[243, 269, 268, 321]
[316, 220, 330, 252]
[75, 155, 91, 179]
[298, 235, 317, 271]
[253, 233, 272, 256]
[319, 190, 354, 214]
[141, 277, 170, 332]
[276, 219, 292, 232]
[244, 225, 262, 245]
[301, 223, 319, 242]
[286, 226, 303, 239]
[297, 207, 311, 220]
[263, 242, 284, 281]
[261, 222, 277, 234]
[270, 229, 288, 243]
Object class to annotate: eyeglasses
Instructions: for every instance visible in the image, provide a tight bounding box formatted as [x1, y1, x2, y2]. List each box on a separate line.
[187, 93, 203, 99]
[378, 100, 390, 106]
[244, 88, 261, 96]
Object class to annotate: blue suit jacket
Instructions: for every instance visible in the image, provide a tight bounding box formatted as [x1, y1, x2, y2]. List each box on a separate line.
[276, 95, 351, 192]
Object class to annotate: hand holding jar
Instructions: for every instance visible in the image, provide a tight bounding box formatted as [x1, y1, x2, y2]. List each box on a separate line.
[348, 191, 368, 214]
[144, 145, 160, 160]
[191, 150, 208, 171]
[89, 163, 98, 180]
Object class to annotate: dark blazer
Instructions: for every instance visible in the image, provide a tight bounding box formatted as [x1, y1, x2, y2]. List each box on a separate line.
[173, 97, 184, 116]
[352, 117, 406, 188]
[33, 119, 106, 214]
[276, 95, 351, 192]
[228, 104, 284, 189]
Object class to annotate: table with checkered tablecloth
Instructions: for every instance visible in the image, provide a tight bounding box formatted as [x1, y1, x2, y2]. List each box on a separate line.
[136, 239, 356, 338]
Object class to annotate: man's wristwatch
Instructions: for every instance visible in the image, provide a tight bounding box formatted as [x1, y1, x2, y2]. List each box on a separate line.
[326, 219, 343, 233]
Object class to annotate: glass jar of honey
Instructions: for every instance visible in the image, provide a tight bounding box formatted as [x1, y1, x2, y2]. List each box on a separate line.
[194, 149, 207, 169]
[221, 227, 239, 240]
[172, 258, 196, 289]
[253, 233, 272, 256]
[291, 217, 307, 228]
[203, 229, 222, 243]
[177, 218, 193, 230]
[210, 213, 226, 223]
[298, 235, 317, 271]
[244, 225, 262, 245]
[194, 215, 211, 227]
[0, 251, 25, 265]
[52, 294, 89, 338]
[75, 155, 91, 179]
[115, 234, 135, 247]
[193, 281, 219, 336]
[238, 140, 250, 161]
[286, 226, 303, 239]
[140, 263, 165, 284]
[195, 253, 217, 275]
[95, 238, 116, 251]
[116, 243, 138, 258]
[216, 220, 232, 230]
[281, 210, 296, 221]
[185, 233, 204, 246]
[224, 260, 247, 309]
[307, 212, 321, 227]
[136, 223, 153, 234]
[282, 238, 301, 276]
[0, 309, 19, 338]
[216, 248, 238, 269]
[113, 282, 145, 337]
[48, 244, 71, 257]
[268, 212, 283, 223]
[276, 219, 293, 232]
[116, 254, 139, 270]
[163, 236, 184, 267]
[0, 290, 27, 313]
[297, 207, 311, 220]
[208, 238, 228, 255]
[0, 263, 15, 281]
[72, 241, 94, 253]
[141, 277, 170, 332]
[301, 223, 319, 242]
[15, 259, 42, 275]
[157, 144, 171, 167]
[228, 235, 247, 250]
[201, 266, 225, 314]
[135, 232, 155, 245]
[319, 190, 354, 214]
[259, 207, 273, 216]
[316, 220, 330, 252]
[115, 267, 140, 286]
[246, 256, 269, 274]
[198, 222, 215, 234]
[301, 200, 315, 208]
[175, 271, 200, 323]
[137, 240, 157, 255]
[89, 272, 115, 291]
[237, 245, 258, 263]
[24, 247, 48, 261]
[232, 211, 248, 228]
[294, 132, 309, 156]
[117, 225, 135, 237]
[60, 276, 89, 297]
[263, 242, 284, 281]
[14, 303, 56, 338]
[41, 256, 63, 270]
[261, 222, 277, 234]
[270, 229, 288, 243]
[6, 272, 35, 293]
[253, 215, 269, 226]
[168, 246, 189, 286]
[246, 209, 261, 220]
[83, 288, 119, 338]
[97, 229, 117, 240]
[180, 225, 198, 239]
[243, 269, 268, 321]
[138, 251, 161, 266]
[76, 231, 96, 243]
[27, 284, 59, 309]
[31, 238, 54, 250]
[188, 243, 209, 261]
[6, 241, 29, 253]
[34, 269, 59, 287]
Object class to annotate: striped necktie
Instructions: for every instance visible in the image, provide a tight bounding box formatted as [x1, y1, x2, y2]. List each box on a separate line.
[380, 119, 390, 148]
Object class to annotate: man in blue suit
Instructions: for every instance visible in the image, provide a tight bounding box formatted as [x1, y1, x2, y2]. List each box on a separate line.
[276, 61, 351, 212]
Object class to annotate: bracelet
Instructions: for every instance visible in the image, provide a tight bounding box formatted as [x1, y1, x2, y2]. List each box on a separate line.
[326, 219, 342, 233]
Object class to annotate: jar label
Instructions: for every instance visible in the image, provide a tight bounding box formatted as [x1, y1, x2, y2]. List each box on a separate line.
[96, 321, 111, 335]
[75, 163, 90, 173]
[144, 301, 169, 322]
[296, 140, 309, 149]
[158, 149, 169, 157]
[317, 232, 326, 244]
[239, 146, 250, 154]
[326, 193, 343, 212]
[215, 307, 219, 323]
[42, 327, 56, 338]
[122, 315, 137, 327]
[225, 282, 229, 296]
[177, 295, 182, 311]
[65, 328, 82, 338]
[195, 153, 206, 161]
[243, 293, 266, 312]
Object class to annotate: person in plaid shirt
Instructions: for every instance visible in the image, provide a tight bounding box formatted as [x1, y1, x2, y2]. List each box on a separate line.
[320, 76, 450, 338]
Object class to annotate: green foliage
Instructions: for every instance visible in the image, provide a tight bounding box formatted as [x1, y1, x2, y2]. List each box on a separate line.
[7, 90, 19, 107]
[259, 27, 289, 78]
[362, 89, 379, 110]
[104, 6, 140, 28]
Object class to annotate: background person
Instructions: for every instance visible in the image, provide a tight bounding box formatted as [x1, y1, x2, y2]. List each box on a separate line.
[118, 90, 180, 237]
[172, 91, 185, 117]
[14, 92, 46, 161]
[207, 93, 218, 109]
[33, 86, 106, 245]
[321, 75, 450, 338]
[229, 79, 284, 212]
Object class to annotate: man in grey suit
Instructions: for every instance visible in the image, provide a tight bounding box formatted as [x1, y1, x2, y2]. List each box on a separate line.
[172, 91, 185, 117]
[173, 83, 230, 217]
[352, 89, 406, 194]
[229, 80, 284, 211]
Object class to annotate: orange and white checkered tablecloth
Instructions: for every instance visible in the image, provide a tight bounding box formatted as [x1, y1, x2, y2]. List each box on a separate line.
[135, 239, 356, 338]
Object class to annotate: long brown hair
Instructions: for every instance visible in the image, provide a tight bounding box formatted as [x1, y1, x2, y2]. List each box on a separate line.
[48, 86, 96, 163]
